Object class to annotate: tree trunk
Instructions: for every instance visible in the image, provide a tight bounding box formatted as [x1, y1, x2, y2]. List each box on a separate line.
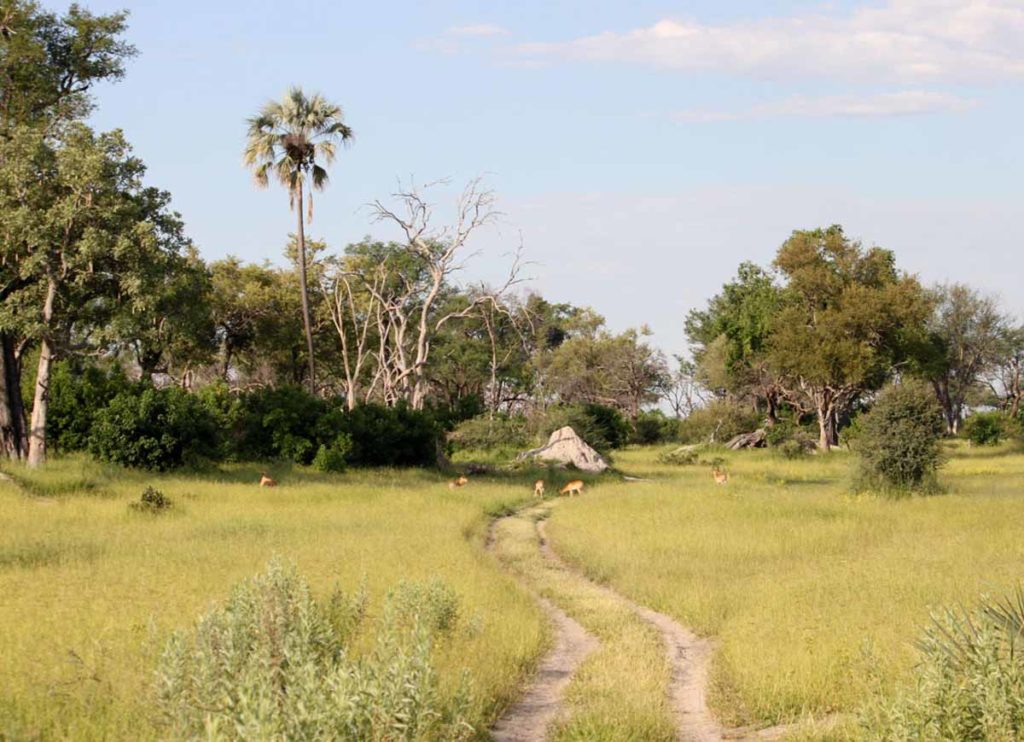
[0, 331, 27, 460]
[816, 394, 838, 450]
[27, 278, 58, 467]
[26, 336, 53, 467]
[295, 178, 316, 396]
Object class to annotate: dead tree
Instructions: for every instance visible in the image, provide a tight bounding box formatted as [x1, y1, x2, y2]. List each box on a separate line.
[368, 177, 523, 409]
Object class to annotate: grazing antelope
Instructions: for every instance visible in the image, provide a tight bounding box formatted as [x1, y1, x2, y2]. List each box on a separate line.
[712, 467, 729, 485]
[448, 475, 469, 489]
[560, 480, 584, 497]
[259, 473, 278, 487]
[534, 479, 545, 498]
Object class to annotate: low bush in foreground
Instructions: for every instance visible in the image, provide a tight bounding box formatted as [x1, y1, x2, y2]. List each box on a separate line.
[864, 586, 1024, 740]
[854, 381, 946, 495]
[157, 558, 474, 740]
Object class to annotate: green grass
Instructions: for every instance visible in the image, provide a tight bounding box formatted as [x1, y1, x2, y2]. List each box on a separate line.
[491, 504, 676, 740]
[544, 442, 1024, 735]
[0, 456, 546, 740]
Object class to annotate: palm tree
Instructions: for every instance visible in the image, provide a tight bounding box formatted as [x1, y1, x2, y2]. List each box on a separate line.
[243, 87, 353, 395]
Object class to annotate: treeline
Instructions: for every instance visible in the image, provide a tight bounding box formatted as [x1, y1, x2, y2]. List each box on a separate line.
[0, 1, 670, 467]
[683, 225, 1024, 449]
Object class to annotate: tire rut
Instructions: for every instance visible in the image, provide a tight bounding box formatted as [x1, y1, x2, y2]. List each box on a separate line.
[487, 516, 600, 742]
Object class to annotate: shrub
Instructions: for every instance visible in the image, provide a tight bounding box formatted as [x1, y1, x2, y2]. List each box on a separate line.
[677, 400, 761, 445]
[962, 411, 1007, 446]
[630, 411, 679, 445]
[657, 445, 701, 465]
[228, 386, 327, 464]
[311, 434, 353, 473]
[156, 558, 474, 741]
[448, 415, 531, 453]
[775, 439, 808, 460]
[88, 387, 218, 471]
[46, 363, 133, 453]
[534, 404, 627, 454]
[853, 381, 945, 494]
[340, 403, 442, 467]
[129, 486, 173, 513]
[864, 586, 1024, 740]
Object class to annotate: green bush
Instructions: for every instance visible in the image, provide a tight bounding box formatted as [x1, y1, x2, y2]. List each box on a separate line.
[534, 403, 627, 454]
[630, 410, 679, 445]
[676, 400, 761, 445]
[962, 411, 1007, 446]
[448, 415, 531, 453]
[156, 558, 474, 741]
[129, 486, 173, 513]
[311, 434, 353, 473]
[229, 386, 328, 464]
[46, 362, 132, 453]
[88, 387, 218, 471]
[340, 403, 442, 468]
[853, 381, 946, 495]
[864, 586, 1024, 740]
[657, 445, 701, 465]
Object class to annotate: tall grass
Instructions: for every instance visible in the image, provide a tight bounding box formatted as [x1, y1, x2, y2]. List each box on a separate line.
[545, 443, 1024, 732]
[0, 456, 544, 740]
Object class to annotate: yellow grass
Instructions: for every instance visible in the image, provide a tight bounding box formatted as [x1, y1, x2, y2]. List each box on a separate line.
[0, 457, 544, 740]
[545, 442, 1024, 734]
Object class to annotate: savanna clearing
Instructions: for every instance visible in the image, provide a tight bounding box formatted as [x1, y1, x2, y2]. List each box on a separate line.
[2, 442, 1023, 740]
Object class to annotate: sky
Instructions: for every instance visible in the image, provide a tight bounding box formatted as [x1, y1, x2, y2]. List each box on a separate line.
[66, 0, 1024, 358]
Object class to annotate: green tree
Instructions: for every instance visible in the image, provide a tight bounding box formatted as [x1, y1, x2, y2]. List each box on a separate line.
[243, 87, 353, 395]
[0, 124, 187, 466]
[923, 284, 1008, 435]
[685, 262, 784, 420]
[0, 0, 134, 460]
[769, 226, 932, 450]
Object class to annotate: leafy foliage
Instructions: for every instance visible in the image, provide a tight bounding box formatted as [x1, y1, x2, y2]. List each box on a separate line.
[865, 586, 1024, 740]
[676, 400, 761, 445]
[156, 558, 474, 741]
[962, 412, 1007, 447]
[46, 363, 132, 453]
[129, 486, 173, 514]
[88, 387, 218, 471]
[853, 381, 946, 494]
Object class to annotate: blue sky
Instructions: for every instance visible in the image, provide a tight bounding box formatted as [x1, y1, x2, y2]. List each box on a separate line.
[72, 0, 1024, 356]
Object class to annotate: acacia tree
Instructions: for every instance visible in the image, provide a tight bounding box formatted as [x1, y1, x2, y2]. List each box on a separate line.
[243, 87, 352, 395]
[768, 226, 932, 450]
[0, 0, 133, 459]
[924, 284, 1009, 434]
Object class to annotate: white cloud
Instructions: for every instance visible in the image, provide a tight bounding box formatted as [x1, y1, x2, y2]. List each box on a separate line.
[515, 1, 1024, 84]
[446, 24, 509, 38]
[673, 90, 976, 121]
[414, 23, 509, 54]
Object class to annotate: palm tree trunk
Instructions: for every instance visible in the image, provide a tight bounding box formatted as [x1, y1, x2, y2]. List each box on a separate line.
[295, 177, 317, 396]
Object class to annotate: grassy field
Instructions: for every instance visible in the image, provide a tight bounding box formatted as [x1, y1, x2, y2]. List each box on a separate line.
[0, 457, 546, 740]
[3, 443, 1023, 740]
[545, 442, 1024, 733]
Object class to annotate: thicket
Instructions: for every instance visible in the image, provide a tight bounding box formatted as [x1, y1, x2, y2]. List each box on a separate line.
[156, 558, 474, 740]
[49, 366, 446, 471]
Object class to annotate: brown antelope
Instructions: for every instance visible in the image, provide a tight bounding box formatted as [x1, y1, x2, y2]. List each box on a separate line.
[712, 467, 729, 485]
[534, 479, 545, 498]
[448, 475, 469, 489]
[259, 473, 278, 487]
[560, 480, 584, 497]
